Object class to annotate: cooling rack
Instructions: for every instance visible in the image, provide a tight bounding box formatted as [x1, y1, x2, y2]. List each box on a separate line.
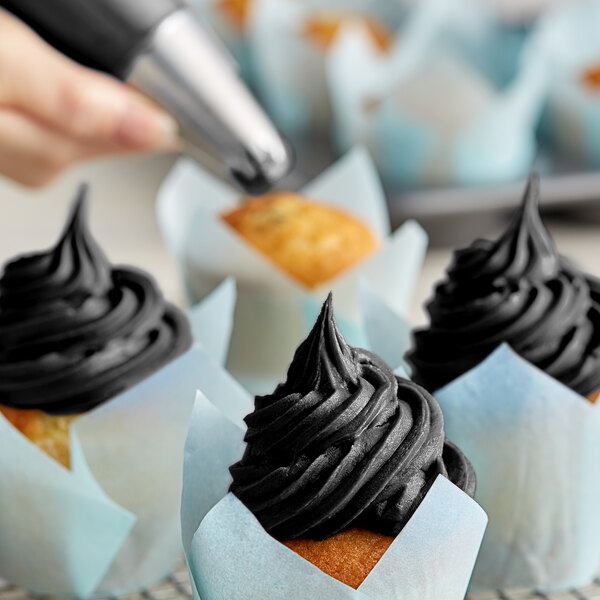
[467, 581, 600, 599]
[2, 564, 600, 600]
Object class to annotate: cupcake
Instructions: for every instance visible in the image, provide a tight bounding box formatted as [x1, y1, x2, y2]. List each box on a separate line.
[222, 192, 379, 289]
[0, 185, 237, 598]
[159, 149, 426, 394]
[302, 11, 393, 54]
[327, 0, 547, 188]
[365, 174, 600, 591]
[0, 187, 191, 468]
[181, 294, 487, 600]
[247, 0, 404, 141]
[229, 293, 476, 588]
[407, 174, 600, 399]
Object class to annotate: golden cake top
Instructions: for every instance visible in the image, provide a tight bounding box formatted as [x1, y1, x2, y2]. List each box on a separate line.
[222, 192, 379, 288]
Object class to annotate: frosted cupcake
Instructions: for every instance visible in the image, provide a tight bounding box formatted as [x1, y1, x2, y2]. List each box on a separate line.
[0, 185, 237, 598]
[407, 174, 600, 400]
[400, 175, 600, 590]
[181, 294, 487, 599]
[229, 293, 476, 587]
[0, 188, 191, 467]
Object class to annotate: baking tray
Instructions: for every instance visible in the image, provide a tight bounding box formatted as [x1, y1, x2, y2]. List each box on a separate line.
[279, 137, 600, 247]
[3, 563, 600, 600]
[388, 168, 600, 246]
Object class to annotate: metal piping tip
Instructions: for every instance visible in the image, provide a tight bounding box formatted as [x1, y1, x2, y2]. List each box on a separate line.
[128, 8, 294, 193]
[231, 139, 295, 195]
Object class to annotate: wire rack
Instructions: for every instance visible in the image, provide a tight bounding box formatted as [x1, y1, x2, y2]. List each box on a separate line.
[0, 565, 193, 600]
[2, 565, 600, 600]
[466, 581, 600, 600]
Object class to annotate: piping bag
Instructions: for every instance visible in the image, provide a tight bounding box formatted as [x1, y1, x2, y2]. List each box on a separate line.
[0, 0, 293, 194]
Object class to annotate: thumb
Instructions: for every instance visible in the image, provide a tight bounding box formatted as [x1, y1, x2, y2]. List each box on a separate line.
[0, 10, 179, 150]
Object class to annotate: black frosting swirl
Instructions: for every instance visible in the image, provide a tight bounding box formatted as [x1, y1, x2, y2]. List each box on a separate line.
[0, 185, 192, 415]
[407, 174, 600, 396]
[229, 293, 475, 540]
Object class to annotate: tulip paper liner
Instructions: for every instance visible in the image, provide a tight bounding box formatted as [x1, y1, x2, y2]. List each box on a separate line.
[436, 344, 600, 592]
[0, 279, 236, 598]
[327, 0, 550, 188]
[246, 0, 407, 142]
[537, 0, 600, 166]
[181, 376, 488, 600]
[157, 147, 427, 394]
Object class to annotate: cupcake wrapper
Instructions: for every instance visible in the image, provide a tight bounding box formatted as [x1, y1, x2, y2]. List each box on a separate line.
[437, 344, 600, 591]
[189, 277, 236, 366]
[327, 0, 549, 187]
[247, 0, 406, 140]
[181, 387, 487, 600]
[538, 0, 600, 166]
[0, 280, 236, 597]
[359, 279, 413, 372]
[157, 147, 427, 394]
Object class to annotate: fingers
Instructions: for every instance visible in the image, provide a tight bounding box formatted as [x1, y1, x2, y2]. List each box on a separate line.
[0, 9, 179, 151]
[0, 109, 131, 187]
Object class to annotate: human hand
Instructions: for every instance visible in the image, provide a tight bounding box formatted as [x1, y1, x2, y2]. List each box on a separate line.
[0, 9, 179, 187]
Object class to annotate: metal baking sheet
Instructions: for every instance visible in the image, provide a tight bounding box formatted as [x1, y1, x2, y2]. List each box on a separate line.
[389, 169, 600, 222]
[388, 169, 600, 246]
[278, 137, 600, 246]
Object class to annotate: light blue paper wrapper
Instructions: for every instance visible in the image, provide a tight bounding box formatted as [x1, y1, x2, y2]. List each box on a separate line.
[181, 379, 488, 600]
[437, 345, 600, 591]
[247, 0, 408, 142]
[327, 0, 549, 188]
[359, 279, 413, 372]
[0, 280, 236, 598]
[537, 0, 600, 166]
[157, 147, 427, 394]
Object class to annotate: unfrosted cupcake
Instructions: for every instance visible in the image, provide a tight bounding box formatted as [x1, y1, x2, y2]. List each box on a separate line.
[222, 192, 379, 288]
[407, 174, 600, 399]
[216, 0, 393, 50]
[0, 186, 191, 467]
[302, 10, 393, 54]
[229, 293, 475, 588]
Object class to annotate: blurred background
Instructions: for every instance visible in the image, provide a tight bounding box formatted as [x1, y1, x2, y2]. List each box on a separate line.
[2, 0, 600, 323]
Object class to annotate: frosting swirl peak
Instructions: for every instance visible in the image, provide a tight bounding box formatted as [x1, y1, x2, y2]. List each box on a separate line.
[0, 186, 192, 415]
[230, 294, 475, 540]
[407, 174, 600, 395]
